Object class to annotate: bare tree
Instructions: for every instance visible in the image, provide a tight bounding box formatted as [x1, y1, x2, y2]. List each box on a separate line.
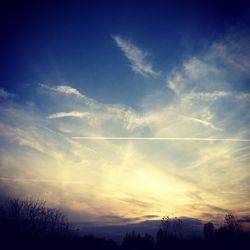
[224, 213, 241, 233]
[203, 222, 214, 239]
[1, 198, 71, 239]
[160, 216, 183, 239]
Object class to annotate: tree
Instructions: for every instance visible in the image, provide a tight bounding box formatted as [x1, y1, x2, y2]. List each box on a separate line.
[203, 222, 214, 239]
[160, 216, 172, 237]
[172, 218, 183, 239]
[224, 213, 241, 233]
[0, 197, 72, 250]
[160, 216, 183, 239]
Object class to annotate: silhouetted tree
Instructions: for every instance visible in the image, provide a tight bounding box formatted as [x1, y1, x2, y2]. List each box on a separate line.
[141, 233, 154, 250]
[159, 216, 183, 239]
[224, 213, 241, 233]
[172, 218, 183, 239]
[156, 216, 185, 250]
[1, 199, 250, 250]
[160, 216, 171, 236]
[122, 231, 154, 250]
[203, 222, 214, 239]
[0, 198, 73, 249]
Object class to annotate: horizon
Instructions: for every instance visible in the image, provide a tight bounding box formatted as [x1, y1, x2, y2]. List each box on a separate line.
[1, 0, 250, 232]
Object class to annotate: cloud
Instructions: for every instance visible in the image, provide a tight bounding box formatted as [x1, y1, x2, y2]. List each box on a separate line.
[48, 111, 90, 119]
[238, 216, 250, 223]
[167, 35, 250, 96]
[45, 85, 149, 133]
[39, 83, 83, 97]
[113, 35, 160, 78]
[182, 91, 231, 102]
[97, 215, 136, 225]
[167, 58, 225, 95]
[95, 214, 160, 225]
[1, 31, 250, 224]
[182, 116, 223, 131]
[0, 88, 14, 99]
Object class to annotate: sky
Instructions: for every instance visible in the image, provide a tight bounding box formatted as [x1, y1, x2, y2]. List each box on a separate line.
[1, 0, 250, 226]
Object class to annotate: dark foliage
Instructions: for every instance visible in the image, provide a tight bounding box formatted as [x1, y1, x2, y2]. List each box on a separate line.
[0, 198, 249, 250]
[0, 198, 118, 250]
[122, 232, 154, 250]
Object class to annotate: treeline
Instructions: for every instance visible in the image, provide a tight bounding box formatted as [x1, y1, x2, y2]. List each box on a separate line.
[0, 198, 249, 250]
[0, 198, 116, 250]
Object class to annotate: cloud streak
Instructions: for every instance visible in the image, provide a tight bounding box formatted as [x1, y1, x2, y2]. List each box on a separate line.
[72, 137, 250, 142]
[48, 111, 90, 119]
[182, 116, 223, 131]
[39, 83, 83, 97]
[113, 35, 160, 78]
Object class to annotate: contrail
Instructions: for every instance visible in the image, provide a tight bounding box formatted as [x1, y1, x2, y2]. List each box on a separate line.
[72, 137, 250, 142]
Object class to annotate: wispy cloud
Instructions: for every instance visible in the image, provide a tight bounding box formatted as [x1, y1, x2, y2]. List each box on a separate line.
[167, 35, 250, 96]
[182, 116, 223, 131]
[181, 91, 231, 102]
[44, 84, 148, 132]
[39, 83, 83, 97]
[39, 83, 101, 109]
[1, 31, 250, 223]
[48, 111, 90, 119]
[0, 88, 14, 99]
[113, 35, 160, 78]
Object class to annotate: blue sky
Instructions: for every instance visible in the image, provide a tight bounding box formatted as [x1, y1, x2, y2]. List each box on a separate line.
[2, 0, 250, 107]
[1, 0, 250, 225]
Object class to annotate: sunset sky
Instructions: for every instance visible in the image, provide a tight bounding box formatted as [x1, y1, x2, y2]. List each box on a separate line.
[1, 0, 250, 225]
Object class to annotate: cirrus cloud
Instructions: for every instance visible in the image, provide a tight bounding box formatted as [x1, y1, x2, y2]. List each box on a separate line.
[113, 35, 160, 78]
